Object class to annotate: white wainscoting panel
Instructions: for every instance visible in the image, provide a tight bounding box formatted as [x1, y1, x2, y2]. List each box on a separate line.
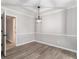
[16, 33, 35, 46]
[35, 33, 77, 53]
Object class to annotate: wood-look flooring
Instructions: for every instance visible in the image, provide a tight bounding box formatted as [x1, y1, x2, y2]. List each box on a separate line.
[2, 42, 76, 59]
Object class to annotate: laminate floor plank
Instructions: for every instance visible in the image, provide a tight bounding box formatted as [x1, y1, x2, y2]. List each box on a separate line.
[6, 42, 37, 56]
[15, 43, 44, 59]
[6, 42, 43, 59]
[25, 45, 49, 59]
[2, 42, 76, 59]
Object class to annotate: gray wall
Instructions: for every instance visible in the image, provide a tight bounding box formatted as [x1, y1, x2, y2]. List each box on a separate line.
[1, 7, 35, 46]
[41, 11, 65, 34]
[66, 7, 77, 36]
[1, 6, 77, 52]
[36, 8, 77, 52]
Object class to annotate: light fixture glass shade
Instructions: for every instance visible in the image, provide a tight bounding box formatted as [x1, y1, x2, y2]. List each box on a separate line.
[36, 19, 42, 22]
[36, 16, 42, 22]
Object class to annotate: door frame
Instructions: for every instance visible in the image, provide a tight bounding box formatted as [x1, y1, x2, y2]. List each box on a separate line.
[6, 15, 16, 47]
[1, 11, 7, 56]
[2, 13, 16, 56]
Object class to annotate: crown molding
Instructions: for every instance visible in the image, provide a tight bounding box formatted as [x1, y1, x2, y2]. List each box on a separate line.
[1, 6, 35, 18]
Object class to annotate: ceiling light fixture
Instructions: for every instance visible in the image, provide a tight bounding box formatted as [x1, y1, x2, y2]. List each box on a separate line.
[36, 5, 42, 22]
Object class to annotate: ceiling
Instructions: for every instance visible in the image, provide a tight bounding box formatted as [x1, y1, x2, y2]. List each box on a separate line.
[1, 0, 77, 15]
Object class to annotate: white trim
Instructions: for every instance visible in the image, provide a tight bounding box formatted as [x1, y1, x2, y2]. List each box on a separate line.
[15, 39, 77, 53]
[16, 33, 35, 35]
[41, 6, 76, 16]
[35, 40, 77, 53]
[35, 32, 77, 37]
[1, 6, 34, 18]
[16, 40, 35, 46]
[41, 9, 64, 16]
[2, 3, 36, 12]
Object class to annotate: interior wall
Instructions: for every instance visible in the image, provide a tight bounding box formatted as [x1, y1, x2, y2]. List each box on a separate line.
[36, 8, 77, 52]
[1, 7, 35, 46]
[66, 7, 77, 36]
[41, 11, 65, 34]
[1, 6, 77, 52]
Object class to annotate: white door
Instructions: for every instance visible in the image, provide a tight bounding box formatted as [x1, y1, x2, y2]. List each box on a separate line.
[1, 11, 6, 56]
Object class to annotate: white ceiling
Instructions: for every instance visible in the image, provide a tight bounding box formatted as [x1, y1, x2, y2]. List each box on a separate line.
[2, 0, 77, 14]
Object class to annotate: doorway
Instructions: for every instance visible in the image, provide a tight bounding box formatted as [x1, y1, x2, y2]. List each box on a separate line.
[6, 15, 16, 50]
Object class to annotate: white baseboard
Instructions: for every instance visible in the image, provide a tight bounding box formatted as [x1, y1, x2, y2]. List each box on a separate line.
[35, 40, 77, 53]
[16, 40, 77, 53]
[16, 40, 35, 46]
